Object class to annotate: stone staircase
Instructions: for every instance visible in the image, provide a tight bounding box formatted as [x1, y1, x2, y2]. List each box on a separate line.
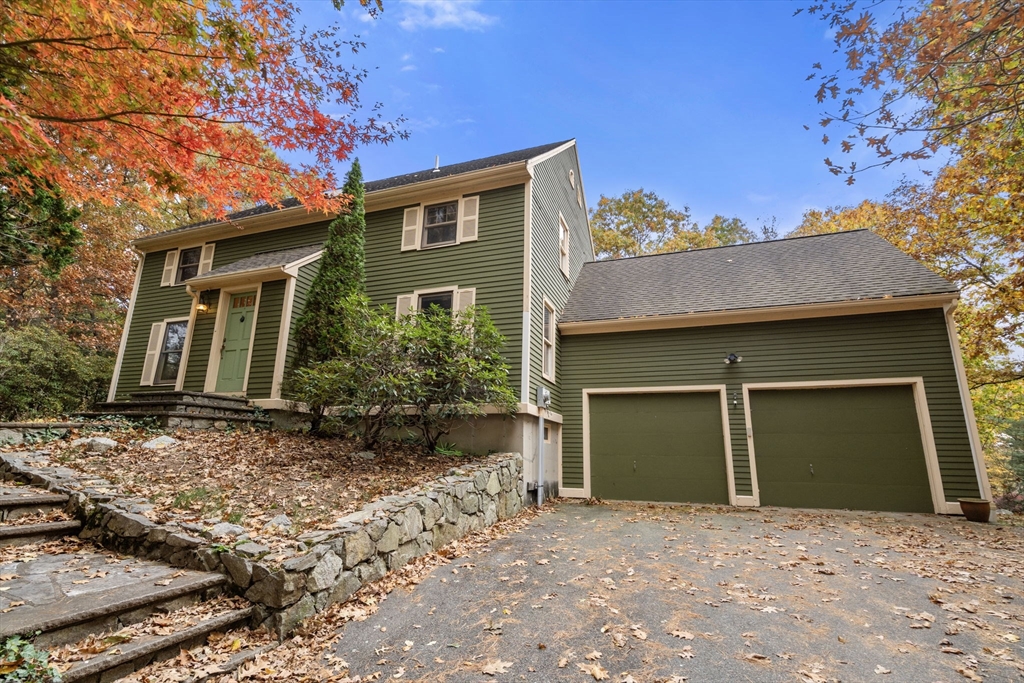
[0, 484, 262, 682]
[83, 391, 271, 430]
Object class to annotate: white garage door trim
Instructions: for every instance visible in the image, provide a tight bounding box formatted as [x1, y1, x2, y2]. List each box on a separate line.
[741, 377, 952, 515]
[562, 385, 749, 506]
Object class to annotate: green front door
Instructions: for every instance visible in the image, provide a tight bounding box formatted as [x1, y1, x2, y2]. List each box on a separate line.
[216, 291, 256, 393]
[749, 385, 933, 513]
[589, 392, 730, 504]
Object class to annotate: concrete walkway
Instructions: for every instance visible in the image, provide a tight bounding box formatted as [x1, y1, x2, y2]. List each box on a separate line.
[333, 501, 1024, 682]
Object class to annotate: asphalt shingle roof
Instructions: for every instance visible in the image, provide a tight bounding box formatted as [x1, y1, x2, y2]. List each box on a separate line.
[152, 140, 570, 240]
[186, 243, 323, 282]
[560, 230, 957, 324]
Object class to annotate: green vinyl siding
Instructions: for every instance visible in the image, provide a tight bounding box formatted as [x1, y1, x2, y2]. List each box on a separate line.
[113, 251, 194, 399]
[210, 222, 329, 270]
[182, 303, 218, 392]
[749, 386, 933, 513]
[246, 279, 286, 399]
[528, 146, 592, 410]
[281, 261, 318, 397]
[364, 184, 526, 384]
[560, 308, 979, 501]
[590, 392, 729, 504]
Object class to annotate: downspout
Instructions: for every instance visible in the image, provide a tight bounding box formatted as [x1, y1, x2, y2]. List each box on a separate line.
[536, 386, 551, 506]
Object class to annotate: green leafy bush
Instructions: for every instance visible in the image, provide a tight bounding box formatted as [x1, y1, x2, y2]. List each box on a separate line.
[0, 635, 62, 682]
[289, 294, 516, 449]
[0, 326, 112, 420]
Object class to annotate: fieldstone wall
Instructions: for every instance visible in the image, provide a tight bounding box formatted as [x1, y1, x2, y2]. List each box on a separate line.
[0, 451, 526, 637]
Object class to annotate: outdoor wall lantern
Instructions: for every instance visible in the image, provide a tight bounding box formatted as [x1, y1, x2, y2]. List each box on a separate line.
[196, 291, 214, 314]
[724, 353, 743, 365]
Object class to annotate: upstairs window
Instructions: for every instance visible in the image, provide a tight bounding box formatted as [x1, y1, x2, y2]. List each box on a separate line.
[559, 214, 570, 277]
[176, 247, 202, 284]
[543, 300, 555, 380]
[423, 201, 458, 248]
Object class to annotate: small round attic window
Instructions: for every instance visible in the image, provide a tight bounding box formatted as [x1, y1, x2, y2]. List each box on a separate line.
[569, 169, 576, 188]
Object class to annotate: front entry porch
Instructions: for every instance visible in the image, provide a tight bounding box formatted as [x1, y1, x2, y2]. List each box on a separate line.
[87, 391, 270, 430]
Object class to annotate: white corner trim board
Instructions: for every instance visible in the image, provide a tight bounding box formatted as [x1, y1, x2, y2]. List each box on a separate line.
[107, 254, 146, 401]
[740, 377, 949, 514]
[566, 386, 740, 505]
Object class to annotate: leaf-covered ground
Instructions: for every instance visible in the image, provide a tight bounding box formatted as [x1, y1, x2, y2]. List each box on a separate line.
[40, 428, 483, 546]
[327, 501, 1024, 682]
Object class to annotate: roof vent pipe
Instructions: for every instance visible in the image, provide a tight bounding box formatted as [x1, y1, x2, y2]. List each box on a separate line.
[432, 155, 440, 172]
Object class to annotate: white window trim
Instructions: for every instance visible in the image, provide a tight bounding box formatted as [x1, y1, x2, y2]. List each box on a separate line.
[400, 194, 481, 252]
[203, 283, 263, 396]
[396, 285, 477, 320]
[542, 297, 556, 382]
[558, 212, 570, 278]
[160, 242, 215, 287]
[140, 316, 191, 387]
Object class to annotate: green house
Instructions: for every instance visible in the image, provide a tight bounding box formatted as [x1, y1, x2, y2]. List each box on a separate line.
[107, 140, 991, 516]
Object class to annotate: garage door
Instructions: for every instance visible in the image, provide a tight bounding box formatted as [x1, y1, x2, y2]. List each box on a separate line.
[748, 385, 933, 513]
[589, 392, 729, 504]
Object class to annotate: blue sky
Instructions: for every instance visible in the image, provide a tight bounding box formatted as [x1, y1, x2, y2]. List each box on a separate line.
[295, 0, 934, 233]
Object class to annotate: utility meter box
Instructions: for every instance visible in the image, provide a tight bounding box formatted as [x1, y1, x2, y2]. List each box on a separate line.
[536, 386, 551, 409]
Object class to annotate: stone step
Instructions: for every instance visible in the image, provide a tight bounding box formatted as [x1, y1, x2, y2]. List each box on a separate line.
[58, 606, 256, 683]
[0, 489, 69, 521]
[0, 520, 82, 547]
[0, 547, 229, 648]
[128, 390, 252, 408]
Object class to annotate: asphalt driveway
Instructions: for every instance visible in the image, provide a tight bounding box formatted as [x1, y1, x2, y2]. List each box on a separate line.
[333, 501, 1024, 682]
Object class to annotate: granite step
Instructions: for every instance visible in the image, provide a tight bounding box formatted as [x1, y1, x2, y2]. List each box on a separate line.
[0, 520, 82, 547]
[0, 543, 229, 648]
[0, 486, 69, 521]
[58, 605, 257, 683]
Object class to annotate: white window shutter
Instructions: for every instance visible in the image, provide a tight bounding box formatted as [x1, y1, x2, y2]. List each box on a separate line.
[140, 322, 165, 386]
[160, 251, 178, 287]
[458, 196, 479, 243]
[198, 243, 215, 275]
[396, 294, 414, 319]
[456, 288, 476, 312]
[401, 207, 421, 251]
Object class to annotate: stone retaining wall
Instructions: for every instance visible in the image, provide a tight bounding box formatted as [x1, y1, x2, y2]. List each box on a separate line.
[0, 451, 525, 637]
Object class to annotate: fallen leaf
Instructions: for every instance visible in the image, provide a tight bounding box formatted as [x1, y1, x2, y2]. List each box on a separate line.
[481, 659, 512, 676]
[745, 653, 770, 663]
[670, 630, 694, 640]
[875, 665, 891, 674]
[577, 662, 610, 680]
[585, 650, 602, 661]
[679, 646, 695, 659]
[956, 667, 983, 682]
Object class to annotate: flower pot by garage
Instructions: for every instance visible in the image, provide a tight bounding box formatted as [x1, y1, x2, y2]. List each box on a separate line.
[958, 498, 991, 523]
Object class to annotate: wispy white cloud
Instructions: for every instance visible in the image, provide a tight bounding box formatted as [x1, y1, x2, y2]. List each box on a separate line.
[431, 47, 446, 53]
[401, 64, 418, 72]
[401, 53, 413, 61]
[399, 0, 498, 31]
[454, 117, 475, 125]
[746, 192, 777, 204]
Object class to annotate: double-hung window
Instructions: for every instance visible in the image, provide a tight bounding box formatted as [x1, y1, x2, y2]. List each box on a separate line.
[155, 321, 188, 384]
[543, 301, 555, 380]
[422, 201, 459, 248]
[419, 290, 454, 315]
[176, 247, 202, 284]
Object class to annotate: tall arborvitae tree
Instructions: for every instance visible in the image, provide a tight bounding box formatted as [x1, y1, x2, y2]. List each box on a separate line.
[291, 159, 366, 371]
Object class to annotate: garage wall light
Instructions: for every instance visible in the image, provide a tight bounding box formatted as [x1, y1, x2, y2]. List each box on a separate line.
[724, 353, 743, 365]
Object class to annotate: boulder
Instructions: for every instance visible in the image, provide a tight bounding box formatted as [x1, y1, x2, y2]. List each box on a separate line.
[71, 436, 118, 453]
[245, 570, 305, 608]
[262, 514, 292, 533]
[234, 542, 271, 559]
[222, 553, 254, 588]
[0, 429, 23, 446]
[328, 571, 361, 606]
[105, 511, 153, 538]
[141, 435, 179, 450]
[206, 522, 246, 540]
[376, 522, 401, 554]
[344, 530, 374, 568]
[306, 551, 344, 592]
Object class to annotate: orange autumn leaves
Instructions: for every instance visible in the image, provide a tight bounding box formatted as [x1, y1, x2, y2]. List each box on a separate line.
[0, 0, 402, 218]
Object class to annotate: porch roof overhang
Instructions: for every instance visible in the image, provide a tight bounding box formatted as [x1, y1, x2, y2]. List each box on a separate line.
[184, 244, 323, 292]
